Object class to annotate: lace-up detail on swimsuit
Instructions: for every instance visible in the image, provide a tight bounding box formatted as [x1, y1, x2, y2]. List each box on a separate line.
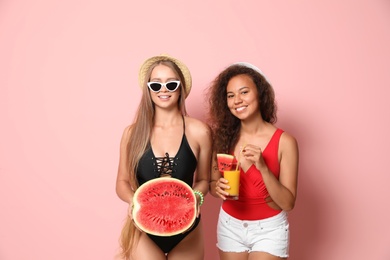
[136, 116, 197, 187]
[154, 152, 177, 177]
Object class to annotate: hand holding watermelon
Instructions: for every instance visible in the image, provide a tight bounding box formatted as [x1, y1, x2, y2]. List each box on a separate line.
[128, 201, 134, 220]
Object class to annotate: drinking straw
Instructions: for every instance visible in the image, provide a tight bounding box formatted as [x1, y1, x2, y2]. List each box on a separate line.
[235, 144, 246, 171]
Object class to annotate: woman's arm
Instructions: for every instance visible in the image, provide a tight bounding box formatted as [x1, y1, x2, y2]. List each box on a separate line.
[251, 132, 299, 211]
[186, 118, 213, 208]
[115, 125, 135, 205]
[192, 121, 212, 196]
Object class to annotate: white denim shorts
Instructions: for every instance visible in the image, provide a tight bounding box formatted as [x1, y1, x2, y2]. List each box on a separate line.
[217, 208, 289, 257]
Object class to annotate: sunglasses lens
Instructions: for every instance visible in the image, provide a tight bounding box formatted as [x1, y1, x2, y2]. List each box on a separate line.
[166, 82, 179, 91]
[149, 83, 162, 92]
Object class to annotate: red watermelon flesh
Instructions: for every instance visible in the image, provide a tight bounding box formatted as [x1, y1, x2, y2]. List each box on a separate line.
[217, 153, 235, 172]
[132, 177, 196, 236]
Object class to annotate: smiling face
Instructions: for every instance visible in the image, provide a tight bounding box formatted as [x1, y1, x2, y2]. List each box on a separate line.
[149, 64, 181, 109]
[226, 74, 260, 121]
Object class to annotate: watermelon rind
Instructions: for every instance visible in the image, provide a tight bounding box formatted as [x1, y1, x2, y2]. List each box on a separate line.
[132, 177, 196, 236]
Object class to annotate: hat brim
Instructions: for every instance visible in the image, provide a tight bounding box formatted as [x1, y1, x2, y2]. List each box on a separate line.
[138, 54, 192, 98]
[231, 62, 270, 83]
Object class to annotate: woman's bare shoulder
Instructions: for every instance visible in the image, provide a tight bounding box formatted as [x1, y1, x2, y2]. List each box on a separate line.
[280, 130, 299, 151]
[185, 116, 210, 129]
[184, 116, 211, 137]
[120, 124, 134, 142]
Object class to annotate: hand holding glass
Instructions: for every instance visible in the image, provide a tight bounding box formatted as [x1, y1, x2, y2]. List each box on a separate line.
[223, 169, 240, 200]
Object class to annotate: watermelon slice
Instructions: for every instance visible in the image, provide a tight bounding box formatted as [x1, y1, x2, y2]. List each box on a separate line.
[217, 153, 235, 172]
[132, 177, 196, 236]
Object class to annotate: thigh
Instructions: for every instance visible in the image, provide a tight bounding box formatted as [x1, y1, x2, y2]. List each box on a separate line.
[219, 250, 249, 260]
[249, 251, 286, 260]
[168, 221, 204, 260]
[130, 232, 166, 260]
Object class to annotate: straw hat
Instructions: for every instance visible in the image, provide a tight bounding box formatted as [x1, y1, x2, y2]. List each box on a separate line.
[138, 54, 192, 98]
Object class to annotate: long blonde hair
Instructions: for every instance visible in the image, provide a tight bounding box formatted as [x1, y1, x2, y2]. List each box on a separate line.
[119, 60, 188, 259]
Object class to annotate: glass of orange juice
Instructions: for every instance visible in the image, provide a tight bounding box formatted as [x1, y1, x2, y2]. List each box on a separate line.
[223, 169, 240, 200]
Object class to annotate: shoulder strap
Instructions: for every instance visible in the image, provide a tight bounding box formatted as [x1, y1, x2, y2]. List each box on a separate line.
[182, 116, 186, 134]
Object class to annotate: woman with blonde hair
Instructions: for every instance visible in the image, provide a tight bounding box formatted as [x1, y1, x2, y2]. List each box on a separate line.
[116, 54, 212, 260]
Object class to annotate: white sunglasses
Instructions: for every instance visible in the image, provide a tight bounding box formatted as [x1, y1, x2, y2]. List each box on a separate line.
[147, 81, 181, 93]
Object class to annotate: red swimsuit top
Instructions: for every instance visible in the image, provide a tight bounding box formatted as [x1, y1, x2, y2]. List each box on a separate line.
[222, 129, 284, 220]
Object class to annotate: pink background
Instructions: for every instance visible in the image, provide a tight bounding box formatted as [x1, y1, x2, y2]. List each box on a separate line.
[1, 0, 389, 259]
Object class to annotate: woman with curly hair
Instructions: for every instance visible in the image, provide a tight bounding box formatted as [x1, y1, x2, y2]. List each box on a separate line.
[206, 62, 299, 260]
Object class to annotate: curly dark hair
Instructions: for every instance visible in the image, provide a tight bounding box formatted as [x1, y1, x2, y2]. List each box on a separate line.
[205, 64, 277, 154]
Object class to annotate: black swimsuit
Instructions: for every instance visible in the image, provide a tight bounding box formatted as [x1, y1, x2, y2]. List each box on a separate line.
[136, 117, 199, 254]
